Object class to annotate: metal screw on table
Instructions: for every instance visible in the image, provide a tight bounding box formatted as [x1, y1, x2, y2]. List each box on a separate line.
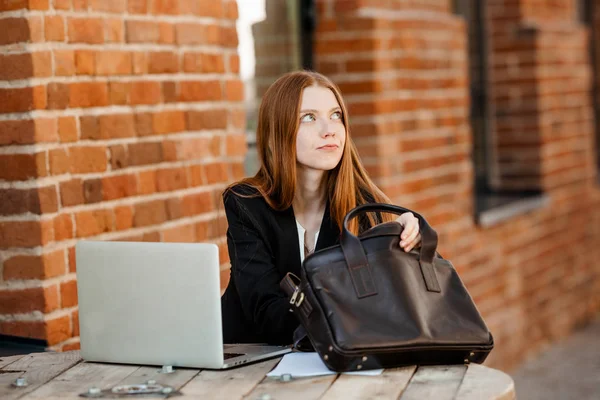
[280, 373, 292, 382]
[162, 387, 173, 394]
[161, 365, 174, 373]
[146, 379, 156, 385]
[13, 377, 28, 387]
[257, 394, 271, 400]
[87, 387, 101, 395]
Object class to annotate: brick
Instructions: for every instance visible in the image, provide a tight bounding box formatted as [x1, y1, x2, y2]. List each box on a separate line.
[188, 164, 205, 186]
[126, 20, 160, 43]
[0, 51, 52, 80]
[75, 50, 95, 75]
[175, 23, 207, 45]
[153, 111, 185, 134]
[143, 231, 160, 242]
[0, 0, 48, 11]
[60, 279, 78, 308]
[158, 22, 174, 43]
[115, 205, 133, 231]
[0, 118, 58, 145]
[75, 209, 114, 237]
[162, 81, 178, 102]
[179, 80, 222, 102]
[3, 250, 66, 280]
[230, 162, 245, 180]
[166, 137, 211, 160]
[101, 174, 137, 200]
[150, 0, 178, 14]
[69, 146, 107, 173]
[47, 83, 70, 109]
[156, 167, 189, 192]
[130, 81, 161, 105]
[225, 79, 244, 101]
[135, 113, 154, 136]
[96, 51, 132, 75]
[109, 145, 128, 169]
[46, 314, 72, 345]
[220, 26, 237, 47]
[109, 81, 131, 105]
[90, 0, 125, 12]
[182, 52, 224, 73]
[128, 142, 163, 165]
[226, 134, 247, 157]
[54, 50, 75, 76]
[162, 224, 195, 242]
[0, 86, 47, 113]
[128, 0, 147, 13]
[83, 178, 103, 203]
[132, 52, 148, 74]
[68, 17, 104, 44]
[230, 109, 245, 129]
[54, 213, 73, 241]
[60, 179, 84, 207]
[0, 18, 30, 45]
[137, 170, 156, 194]
[68, 247, 76, 272]
[224, 0, 238, 19]
[227, 54, 239, 73]
[0, 152, 47, 181]
[58, 116, 78, 142]
[186, 110, 227, 131]
[45, 14, 65, 41]
[205, 162, 228, 184]
[181, 191, 213, 216]
[0, 285, 59, 314]
[71, 309, 79, 335]
[134, 200, 167, 227]
[69, 82, 108, 108]
[49, 148, 70, 175]
[0, 185, 58, 215]
[148, 51, 179, 73]
[183, 0, 223, 17]
[0, 320, 44, 341]
[99, 114, 136, 138]
[104, 18, 124, 42]
[72, 0, 88, 10]
[80, 116, 99, 140]
[54, 0, 70, 9]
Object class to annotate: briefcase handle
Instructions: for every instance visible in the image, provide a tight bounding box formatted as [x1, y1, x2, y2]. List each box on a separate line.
[341, 203, 441, 297]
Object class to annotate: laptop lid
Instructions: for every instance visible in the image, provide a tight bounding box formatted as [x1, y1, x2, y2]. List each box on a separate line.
[76, 241, 226, 369]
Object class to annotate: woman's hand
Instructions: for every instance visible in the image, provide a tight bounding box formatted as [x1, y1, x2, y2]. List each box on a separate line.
[396, 212, 421, 252]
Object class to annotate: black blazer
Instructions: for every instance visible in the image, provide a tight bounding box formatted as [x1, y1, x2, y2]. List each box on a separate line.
[220, 184, 379, 345]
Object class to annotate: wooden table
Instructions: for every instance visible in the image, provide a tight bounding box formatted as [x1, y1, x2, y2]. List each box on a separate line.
[1, 351, 515, 399]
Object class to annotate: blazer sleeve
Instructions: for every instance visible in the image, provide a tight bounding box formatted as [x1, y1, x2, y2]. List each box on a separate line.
[223, 192, 298, 345]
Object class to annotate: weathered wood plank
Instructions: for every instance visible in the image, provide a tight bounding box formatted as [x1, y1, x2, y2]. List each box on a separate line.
[399, 365, 467, 400]
[183, 358, 280, 399]
[114, 365, 200, 394]
[0, 351, 82, 400]
[454, 364, 515, 400]
[0, 354, 26, 369]
[320, 366, 417, 400]
[20, 361, 139, 400]
[243, 374, 338, 400]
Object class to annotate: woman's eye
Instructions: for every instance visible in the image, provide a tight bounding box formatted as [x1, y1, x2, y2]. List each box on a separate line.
[301, 114, 315, 123]
[331, 111, 342, 120]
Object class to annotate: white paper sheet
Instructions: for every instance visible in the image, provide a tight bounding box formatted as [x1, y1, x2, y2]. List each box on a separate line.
[266, 352, 383, 378]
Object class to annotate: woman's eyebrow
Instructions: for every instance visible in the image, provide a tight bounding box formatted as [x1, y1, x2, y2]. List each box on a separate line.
[299, 107, 342, 113]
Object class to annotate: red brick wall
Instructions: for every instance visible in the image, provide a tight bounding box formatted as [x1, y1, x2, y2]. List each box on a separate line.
[0, 0, 244, 351]
[315, 0, 600, 371]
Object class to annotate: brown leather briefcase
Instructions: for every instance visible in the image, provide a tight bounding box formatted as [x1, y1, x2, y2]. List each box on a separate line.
[281, 203, 494, 372]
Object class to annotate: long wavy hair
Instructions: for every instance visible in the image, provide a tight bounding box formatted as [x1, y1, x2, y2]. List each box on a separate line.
[227, 70, 392, 234]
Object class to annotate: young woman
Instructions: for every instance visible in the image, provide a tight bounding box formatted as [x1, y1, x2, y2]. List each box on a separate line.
[220, 71, 421, 345]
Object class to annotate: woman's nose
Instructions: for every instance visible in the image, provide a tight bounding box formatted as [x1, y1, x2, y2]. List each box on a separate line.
[320, 120, 336, 137]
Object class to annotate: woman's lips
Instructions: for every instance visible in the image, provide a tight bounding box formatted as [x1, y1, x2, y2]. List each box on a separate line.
[318, 144, 339, 150]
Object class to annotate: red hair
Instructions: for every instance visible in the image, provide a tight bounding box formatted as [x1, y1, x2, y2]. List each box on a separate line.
[227, 70, 392, 234]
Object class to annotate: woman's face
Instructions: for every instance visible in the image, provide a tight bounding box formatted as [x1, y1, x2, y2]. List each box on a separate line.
[295, 85, 346, 172]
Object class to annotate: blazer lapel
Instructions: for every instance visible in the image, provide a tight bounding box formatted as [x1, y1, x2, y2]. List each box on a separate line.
[315, 199, 341, 251]
[279, 206, 303, 277]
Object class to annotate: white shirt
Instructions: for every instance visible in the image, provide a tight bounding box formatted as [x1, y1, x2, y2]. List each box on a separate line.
[296, 219, 320, 264]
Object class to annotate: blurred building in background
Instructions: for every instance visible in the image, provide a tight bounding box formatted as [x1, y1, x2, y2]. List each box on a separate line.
[0, 0, 599, 372]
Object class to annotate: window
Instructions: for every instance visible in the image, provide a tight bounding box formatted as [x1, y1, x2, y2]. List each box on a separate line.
[578, 0, 600, 178]
[454, 0, 548, 226]
[236, 0, 316, 175]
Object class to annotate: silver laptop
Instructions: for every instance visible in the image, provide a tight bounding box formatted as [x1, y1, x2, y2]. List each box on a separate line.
[76, 240, 292, 369]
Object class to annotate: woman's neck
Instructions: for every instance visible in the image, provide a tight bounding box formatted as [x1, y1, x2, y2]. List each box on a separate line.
[293, 168, 326, 216]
